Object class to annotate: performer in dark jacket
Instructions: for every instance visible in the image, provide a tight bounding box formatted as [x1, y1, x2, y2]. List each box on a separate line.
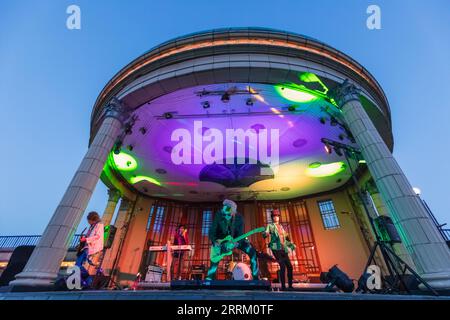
[263, 209, 296, 290]
[206, 199, 259, 280]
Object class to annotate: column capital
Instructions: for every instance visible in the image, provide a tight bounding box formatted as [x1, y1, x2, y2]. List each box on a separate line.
[103, 97, 130, 124]
[329, 79, 361, 107]
[107, 189, 121, 203]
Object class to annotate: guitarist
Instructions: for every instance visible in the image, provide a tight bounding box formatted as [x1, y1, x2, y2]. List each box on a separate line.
[206, 199, 259, 280]
[263, 209, 296, 291]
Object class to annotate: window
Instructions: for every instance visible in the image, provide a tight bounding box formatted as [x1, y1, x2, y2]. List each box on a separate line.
[318, 200, 340, 230]
[265, 208, 273, 224]
[146, 206, 155, 231]
[201, 210, 212, 236]
[153, 206, 165, 233]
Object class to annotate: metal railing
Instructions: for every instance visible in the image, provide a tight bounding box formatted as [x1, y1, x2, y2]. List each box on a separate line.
[0, 234, 82, 250]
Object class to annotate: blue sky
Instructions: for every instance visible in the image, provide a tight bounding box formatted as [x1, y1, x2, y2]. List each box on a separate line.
[1, 0, 449, 235]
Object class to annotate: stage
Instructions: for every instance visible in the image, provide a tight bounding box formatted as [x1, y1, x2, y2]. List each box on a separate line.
[0, 289, 448, 301]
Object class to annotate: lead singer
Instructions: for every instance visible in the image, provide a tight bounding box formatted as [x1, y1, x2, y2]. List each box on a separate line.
[205, 199, 259, 280]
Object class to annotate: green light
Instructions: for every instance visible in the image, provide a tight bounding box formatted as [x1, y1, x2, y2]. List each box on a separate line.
[275, 85, 317, 103]
[309, 162, 322, 169]
[112, 152, 137, 171]
[130, 175, 161, 186]
[306, 161, 346, 177]
[300, 72, 321, 83]
[299, 72, 329, 94]
[358, 159, 367, 164]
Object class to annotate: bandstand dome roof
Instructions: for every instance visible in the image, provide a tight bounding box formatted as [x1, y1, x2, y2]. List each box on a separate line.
[90, 27, 392, 202]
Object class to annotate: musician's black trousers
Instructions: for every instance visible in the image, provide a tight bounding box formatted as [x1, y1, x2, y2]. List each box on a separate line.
[272, 249, 293, 289]
[206, 240, 259, 280]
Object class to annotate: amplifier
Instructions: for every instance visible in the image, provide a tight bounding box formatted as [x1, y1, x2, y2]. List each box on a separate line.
[170, 279, 271, 291]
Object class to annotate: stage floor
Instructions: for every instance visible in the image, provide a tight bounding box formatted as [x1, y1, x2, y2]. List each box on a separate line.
[0, 289, 448, 300]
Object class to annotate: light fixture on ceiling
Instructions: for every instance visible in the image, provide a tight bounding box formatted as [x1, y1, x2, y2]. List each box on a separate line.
[113, 140, 122, 154]
[202, 101, 210, 109]
[127, 145, 134, 152]
[221, 92, 230, 103]
[139, 127, 147, 135]
[246, 98, 254, 106]
[320, 117, 327, 124]
[164, 112, 173, 119]
[288, 105, 296, 112]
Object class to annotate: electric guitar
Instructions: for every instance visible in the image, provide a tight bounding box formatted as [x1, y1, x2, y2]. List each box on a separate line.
[76, 227, 87, 256]
[210, 227, 265, 263]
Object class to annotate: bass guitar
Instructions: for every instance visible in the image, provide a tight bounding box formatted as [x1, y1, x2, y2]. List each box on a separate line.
[210, 227, 265, 263]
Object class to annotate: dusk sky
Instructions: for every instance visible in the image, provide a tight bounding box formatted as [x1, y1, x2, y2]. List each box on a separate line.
[1, 0, 449, 235]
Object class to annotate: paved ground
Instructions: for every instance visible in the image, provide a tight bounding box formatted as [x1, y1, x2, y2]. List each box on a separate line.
[0, 289, 449, 300]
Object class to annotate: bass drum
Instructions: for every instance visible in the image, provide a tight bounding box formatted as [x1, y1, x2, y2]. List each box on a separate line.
[232, 262, 252, 281]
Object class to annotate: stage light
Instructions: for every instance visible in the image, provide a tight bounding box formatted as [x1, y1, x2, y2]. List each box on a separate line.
[324, 142, 333, 154]
[164, 112, 173, 119]
[320, 117, 327, 124]
[333, 146, 343, 157]
[306, 161, 346, 177]
[288, 105, 296, 112]
[275, 85, 317, 103]
[246, 98, 254, 106]
[124, 123, 133, 135]
[330, 116, 338, 126]
[130, 175, 161, 186]
[139, 127, 147, 135]
[113, 140, 122, 155]
[127, 145, 134, 151]
[202, 101, 210, 109]
[112, 152, 137, 171]
[320, 265, 354, 293]
[221, 93, 230, 103]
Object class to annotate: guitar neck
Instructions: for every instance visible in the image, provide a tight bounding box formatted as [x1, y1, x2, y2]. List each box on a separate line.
[232, 227, 265, 243]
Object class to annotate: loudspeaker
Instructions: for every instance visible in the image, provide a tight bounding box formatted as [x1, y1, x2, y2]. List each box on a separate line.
[171, 280, 271, 291]
[375, 216, 402, 243]
[0, 245, 35, 286]
[104, 225, 117, 249]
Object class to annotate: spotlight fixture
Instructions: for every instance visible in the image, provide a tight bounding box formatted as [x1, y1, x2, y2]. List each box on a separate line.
[288, 105, 296, 112]
[246, 98, 254, 106]
[320, 265, 355, 293]
[324, 142, 333, 154]
[163, 112, 173, 119]
[127, 145, 134, 151]
[124, 123, 133, 135]
[202, 101, 210, 109]
[333, 146, 343, 157]
[139, 127, 147, 135]
[320, 117, 327, 124]
[221, 92, 230, 103]
[338, 133, 345, 141]
[330, 116, 339, 126]
[113, 140, 122, 155]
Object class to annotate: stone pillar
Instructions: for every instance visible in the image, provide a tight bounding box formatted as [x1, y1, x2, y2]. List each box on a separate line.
[10, 98, 129, 289]
[330, 80, 450, 290]
[102, 189, 121, 226]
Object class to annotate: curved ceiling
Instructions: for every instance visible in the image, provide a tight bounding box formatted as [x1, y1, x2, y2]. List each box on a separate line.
[106, 80, 363, 202]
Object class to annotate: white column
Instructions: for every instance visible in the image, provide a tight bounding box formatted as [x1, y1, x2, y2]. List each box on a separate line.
[10, 98, 129, 289]
[102, 189, 121, 226]
[330, 80, 450, 290]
